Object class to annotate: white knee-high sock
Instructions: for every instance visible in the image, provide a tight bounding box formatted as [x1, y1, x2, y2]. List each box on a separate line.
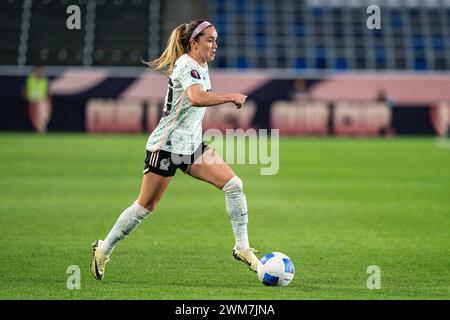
[98, 201, 151, 256]
[222, 176, 250, 250]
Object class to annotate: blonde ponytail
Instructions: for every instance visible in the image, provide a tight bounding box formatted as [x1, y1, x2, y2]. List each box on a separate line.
[144, 20, 208, 76]
[144, 24, 188, 76]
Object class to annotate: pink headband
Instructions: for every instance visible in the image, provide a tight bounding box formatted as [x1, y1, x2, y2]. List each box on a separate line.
[189, 21, 212, 41]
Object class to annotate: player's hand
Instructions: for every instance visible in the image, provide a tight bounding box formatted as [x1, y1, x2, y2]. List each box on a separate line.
[230, 93, 247, 109]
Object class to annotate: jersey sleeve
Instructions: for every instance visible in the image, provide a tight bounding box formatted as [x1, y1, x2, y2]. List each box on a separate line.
[176, 59, 204, 92]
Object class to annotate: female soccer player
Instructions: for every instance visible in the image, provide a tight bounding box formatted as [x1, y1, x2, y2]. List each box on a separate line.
[91, 20, 260, 280]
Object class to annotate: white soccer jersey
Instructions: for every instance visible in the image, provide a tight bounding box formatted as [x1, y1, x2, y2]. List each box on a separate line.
[146, 54, 212, 154]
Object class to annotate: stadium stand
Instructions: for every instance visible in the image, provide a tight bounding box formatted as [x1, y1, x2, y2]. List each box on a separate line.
[27, 0, 86, 66]
[0, 0, 25, 65]
[2, 0, 450, 70]
[94, 0, 150, 66]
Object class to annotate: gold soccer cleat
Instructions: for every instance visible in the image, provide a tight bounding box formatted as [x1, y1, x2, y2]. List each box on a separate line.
[91, 240, 110, 281]
[232, 247, 260, 272]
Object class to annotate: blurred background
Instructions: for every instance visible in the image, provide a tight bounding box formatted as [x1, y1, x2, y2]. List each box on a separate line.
[1, 1, 449, 300]
[0, 0, 449, 136]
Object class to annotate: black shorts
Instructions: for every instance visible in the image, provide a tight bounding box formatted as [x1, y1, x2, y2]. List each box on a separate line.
[143, 143, 210, 177]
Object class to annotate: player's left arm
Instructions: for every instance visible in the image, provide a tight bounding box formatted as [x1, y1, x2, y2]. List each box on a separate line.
[186, 84, 247, 108]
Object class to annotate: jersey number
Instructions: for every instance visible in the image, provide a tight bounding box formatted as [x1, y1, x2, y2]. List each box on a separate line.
[162, 79, 174, 117]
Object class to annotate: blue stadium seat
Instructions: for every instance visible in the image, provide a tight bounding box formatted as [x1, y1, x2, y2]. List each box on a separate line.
[294, 23, 305, 38]
[390, 12, 403, 28]
[375, 47, 385, 59]
[235, 56, 249, 69]
[294, 58, 307, 69]
[214, 18, 227, 36]
[254, 4, 266, 23]
[315, 47, 326, 59]
[432, 35, 444, 52]
[255, 35, 266, 48]
[315, 58, 327, 69]
[311, 6, 324, 17]
[375, 58, 386, 69]
[412, 35, 424, 49]
[335, 58, 348, 70]
[414, 57, 428, 70]
[234, 0, 245, 14]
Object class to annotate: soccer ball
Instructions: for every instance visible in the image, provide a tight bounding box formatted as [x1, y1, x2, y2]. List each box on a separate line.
[257, 252, 295, 286]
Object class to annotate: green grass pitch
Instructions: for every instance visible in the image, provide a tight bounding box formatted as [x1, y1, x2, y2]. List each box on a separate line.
[0, 134, 448, 299]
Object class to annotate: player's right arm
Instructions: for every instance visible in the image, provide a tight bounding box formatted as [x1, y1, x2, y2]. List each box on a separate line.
[186, 84, 247, 109]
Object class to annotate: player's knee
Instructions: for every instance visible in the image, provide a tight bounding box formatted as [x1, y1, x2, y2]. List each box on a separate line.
[221, 175, 243, 193]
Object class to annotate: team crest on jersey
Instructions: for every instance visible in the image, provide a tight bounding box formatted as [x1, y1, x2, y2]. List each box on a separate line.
[159, 158, 170, 171]
[190, 69, 201, 79]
